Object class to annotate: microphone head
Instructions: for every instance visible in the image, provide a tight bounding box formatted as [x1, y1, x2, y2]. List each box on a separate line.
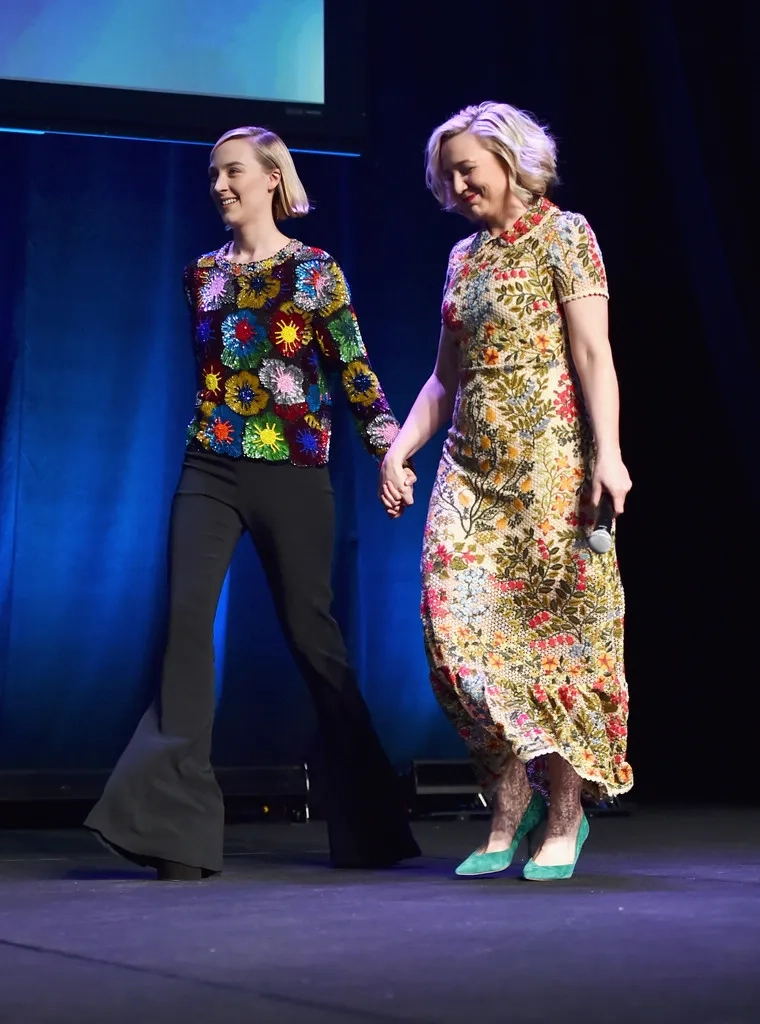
[588, 528, 612, 554]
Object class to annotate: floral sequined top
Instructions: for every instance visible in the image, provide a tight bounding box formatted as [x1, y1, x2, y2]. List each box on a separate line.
[183, 239, 400, 467]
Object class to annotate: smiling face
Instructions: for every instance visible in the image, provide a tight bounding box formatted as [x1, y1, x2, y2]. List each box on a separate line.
[439, 131, 511, 227]
[208, 138, 282, 228]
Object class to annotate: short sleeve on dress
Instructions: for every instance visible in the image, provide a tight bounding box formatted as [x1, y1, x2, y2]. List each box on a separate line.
[549, 212, 609, 304]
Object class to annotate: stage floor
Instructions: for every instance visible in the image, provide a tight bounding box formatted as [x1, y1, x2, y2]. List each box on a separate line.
[0, 806, 758, 1024]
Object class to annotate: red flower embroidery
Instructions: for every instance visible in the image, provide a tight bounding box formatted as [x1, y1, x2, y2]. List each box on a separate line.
[442, 300, 463, 331]
[529, 610, 551, 629]
[424, 587, 448, 618]
[558, 684, 579, 710]
[606, 716, 627, 741]
[554, 382, 579, 423]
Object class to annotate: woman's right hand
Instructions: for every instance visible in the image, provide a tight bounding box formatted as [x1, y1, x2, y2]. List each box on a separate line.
[379, 456, 416, 518]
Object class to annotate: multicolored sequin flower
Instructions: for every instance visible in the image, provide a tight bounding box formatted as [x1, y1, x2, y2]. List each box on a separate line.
[196, 315, 214, 354]
[243, 414, 289, 461]
[206, 406, 244, 457]
[341, 360, 380, 406]
[304, 347, 321, 380]
[200, 271, 232, 311]
[323, 309, 365, 362]
[294, 259, 348, 315]
[366, 413, 400, 450]
[269, 302, 311, 357]
[224, 371, 268, 416]
[288, 423, 327, 464]
[221, 310, 271, 369]
[237, 272, 282, 310]
[258, 359, 306, 406]
[296, 427, 320, 454]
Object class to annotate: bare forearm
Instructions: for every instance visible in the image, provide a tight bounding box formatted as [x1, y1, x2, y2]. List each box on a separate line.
[387, 374, 455, 465]
[573, 348, 621, 457]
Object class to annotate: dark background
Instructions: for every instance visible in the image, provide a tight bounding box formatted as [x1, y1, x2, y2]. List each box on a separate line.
[1, 1, 756, 807]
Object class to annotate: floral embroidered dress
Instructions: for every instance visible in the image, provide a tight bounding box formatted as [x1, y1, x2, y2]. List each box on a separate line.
[184, 239, 399, 465]
[421, 198, 632, 800]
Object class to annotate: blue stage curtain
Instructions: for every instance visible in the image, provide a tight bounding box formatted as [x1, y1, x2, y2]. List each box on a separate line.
[0, 129, 455, 773]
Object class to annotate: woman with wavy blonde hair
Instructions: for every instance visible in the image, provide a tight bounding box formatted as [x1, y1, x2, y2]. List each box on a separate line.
[86, 125, 420, 879]
[381, 101, 632, 880]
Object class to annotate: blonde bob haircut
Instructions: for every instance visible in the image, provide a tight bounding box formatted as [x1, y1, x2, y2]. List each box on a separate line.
[426, 101, 558, 210]
[212, 126, 311, 220]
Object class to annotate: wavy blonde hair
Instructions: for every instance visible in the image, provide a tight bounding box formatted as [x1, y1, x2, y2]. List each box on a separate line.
[425, 101, 558, 209]
[212, 126, 311, 220]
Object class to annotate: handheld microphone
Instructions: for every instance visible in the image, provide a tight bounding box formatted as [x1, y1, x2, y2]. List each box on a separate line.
[588, 492, 614, 554]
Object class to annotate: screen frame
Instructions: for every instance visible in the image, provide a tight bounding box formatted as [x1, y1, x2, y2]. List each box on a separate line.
[0, 0, 365, 153]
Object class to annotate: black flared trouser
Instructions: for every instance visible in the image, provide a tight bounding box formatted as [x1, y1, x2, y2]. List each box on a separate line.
[85, 451, 419, 872]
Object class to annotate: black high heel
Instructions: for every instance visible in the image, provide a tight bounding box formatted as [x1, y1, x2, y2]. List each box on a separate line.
[155, 858, 203, 881]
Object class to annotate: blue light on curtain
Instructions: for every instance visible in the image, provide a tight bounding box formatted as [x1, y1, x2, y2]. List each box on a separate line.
[0, 128, 454, 774]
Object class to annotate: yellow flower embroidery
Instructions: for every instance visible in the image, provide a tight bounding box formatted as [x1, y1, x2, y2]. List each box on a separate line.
[238, 273, 281, 309]
[225, 371, 267, 416]
[342, 361, 379, 406]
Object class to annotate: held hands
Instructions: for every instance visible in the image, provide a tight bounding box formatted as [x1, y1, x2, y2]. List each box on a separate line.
[591, 451, 632, 515]
[379, 456, 416, 519]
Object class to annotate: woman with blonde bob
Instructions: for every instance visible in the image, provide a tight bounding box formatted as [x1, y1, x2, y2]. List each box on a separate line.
[87, 126, 420, 879]
[381, 102, 633, 880]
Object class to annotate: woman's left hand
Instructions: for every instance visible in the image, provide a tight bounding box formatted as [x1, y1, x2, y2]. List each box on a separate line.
[591, 452, 632, 515]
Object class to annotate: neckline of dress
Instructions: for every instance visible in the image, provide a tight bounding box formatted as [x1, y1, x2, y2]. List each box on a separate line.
[215, 237, 302, 271]
[477, 197, 557, 248]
